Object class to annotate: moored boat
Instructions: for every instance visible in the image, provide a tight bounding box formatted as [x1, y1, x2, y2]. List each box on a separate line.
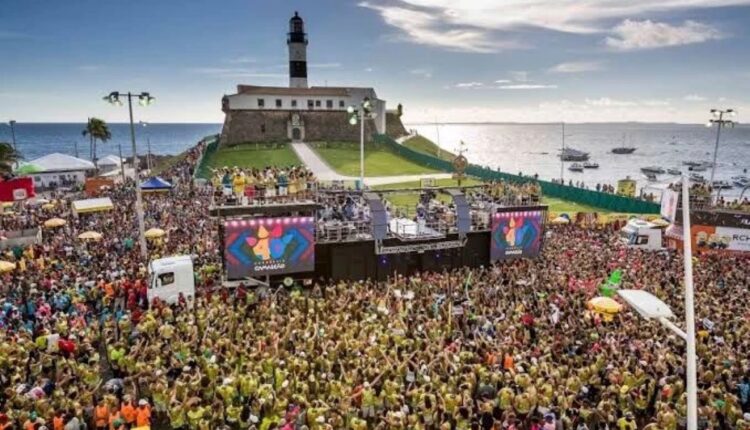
[667, 168, 681, 175]
[568, 163, 584, 172]
[612, 147, 636, 154]
[641, 166, 665, 175]
[689, 173, 706, 183]
[559, 147, 590, 161]
[583, 161, 599, 169]
[711, 180, 733, 190]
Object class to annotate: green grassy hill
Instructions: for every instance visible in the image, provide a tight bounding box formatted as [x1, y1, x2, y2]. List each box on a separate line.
[197, 143, 300, 178]
[310, 141, 439, 176]
[401, 135, 455, 161]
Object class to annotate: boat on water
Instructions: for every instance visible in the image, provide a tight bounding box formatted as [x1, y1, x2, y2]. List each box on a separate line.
[731, 175, 750, 187]
[667, 168, 681, 175]
[560, 147, 590, 161]
[583, 161, 599, 169]
[568, 163, 584, 172]
[688, 165, 708, 172]
[612, 147, 636, 154]
[711, 180, 733, 190]
[690, 173, 706, 183]
[641, 166, 665, 175]
[645, 173, 658, 181]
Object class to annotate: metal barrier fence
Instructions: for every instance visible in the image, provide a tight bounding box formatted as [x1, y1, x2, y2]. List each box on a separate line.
[372, 134, 660, 214]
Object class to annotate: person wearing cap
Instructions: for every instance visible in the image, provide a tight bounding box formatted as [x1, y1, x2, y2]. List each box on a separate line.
[135, 399, 151, 428]
[617, 411, 637, 430]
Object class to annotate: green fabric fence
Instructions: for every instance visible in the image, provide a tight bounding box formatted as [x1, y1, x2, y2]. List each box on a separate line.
[373, 134, 659, 214]
[193, 134, 220, 179]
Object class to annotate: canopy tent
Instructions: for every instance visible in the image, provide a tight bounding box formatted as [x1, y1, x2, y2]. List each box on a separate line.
[97, 155, 123, 168]
[28, 153, 95, 172]
[141, 176, 172, 193]
[72, 197, 114, 215]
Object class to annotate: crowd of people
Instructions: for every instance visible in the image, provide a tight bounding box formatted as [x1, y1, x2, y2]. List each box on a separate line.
[0, 140, 749, 430]
[210, 166, 316, 206]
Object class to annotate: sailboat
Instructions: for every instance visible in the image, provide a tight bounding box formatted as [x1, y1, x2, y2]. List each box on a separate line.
[612, 133, 636, 154]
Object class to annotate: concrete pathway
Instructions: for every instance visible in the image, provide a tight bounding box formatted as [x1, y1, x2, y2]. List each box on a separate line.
[290, 142, 451, 186]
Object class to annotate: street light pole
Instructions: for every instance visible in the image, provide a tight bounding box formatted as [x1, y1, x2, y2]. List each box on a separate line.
[360, 109, 365, 188]
[140, 121, 152, 172]
[681, 174, 698, 430]
[706, 109, 736, 201]
[104, 91, 155, 261]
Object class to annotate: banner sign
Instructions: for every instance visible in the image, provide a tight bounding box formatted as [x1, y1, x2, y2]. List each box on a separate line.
[491, 210, 544, 261]
[714, 227, 750, 252]
[660, 189, 679, 222]
[224, 217, 315, 278]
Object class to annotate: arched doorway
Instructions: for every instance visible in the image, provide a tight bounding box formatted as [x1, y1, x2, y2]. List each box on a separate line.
[292, 127, 302, 141]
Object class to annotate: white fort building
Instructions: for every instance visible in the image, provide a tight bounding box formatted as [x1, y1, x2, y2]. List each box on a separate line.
[220, 12, 405, 145]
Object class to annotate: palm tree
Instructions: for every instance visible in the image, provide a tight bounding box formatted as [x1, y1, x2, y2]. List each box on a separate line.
[82, 117, 112, 167]
[0, 142, 20, 176]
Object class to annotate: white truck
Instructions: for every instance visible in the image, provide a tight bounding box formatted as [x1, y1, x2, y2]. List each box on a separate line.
[148, 255, 195, 304]
[620, 219, 663, 250]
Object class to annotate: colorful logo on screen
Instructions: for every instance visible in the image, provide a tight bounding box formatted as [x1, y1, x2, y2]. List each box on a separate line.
[491, 211, 543, 260]
[224, 217, 315, 277]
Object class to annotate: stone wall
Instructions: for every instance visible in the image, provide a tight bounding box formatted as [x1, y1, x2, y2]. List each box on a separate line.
[385, 112, 408, 139]
[221, 110, 380, 146]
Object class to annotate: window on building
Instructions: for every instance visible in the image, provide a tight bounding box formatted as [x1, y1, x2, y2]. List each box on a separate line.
[339, 100, 345, 108]
[315, 100, 321, 107]
[276, 99, 282, 108]
[307, 100, 314, 109]
[261, 124, 266, 134]
[326, 100, 333, 109]
[257, 98, 265, 108]
[291, 99, 298, 108]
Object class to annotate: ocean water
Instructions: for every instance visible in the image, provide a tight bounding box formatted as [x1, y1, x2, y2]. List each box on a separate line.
[410, 122, 750, 198]
[3, 122, 749, 198]
[0, 123, 221, 161]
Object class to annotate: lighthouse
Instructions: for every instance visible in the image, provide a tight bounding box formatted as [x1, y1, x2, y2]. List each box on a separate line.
[287, 11, 308, 88]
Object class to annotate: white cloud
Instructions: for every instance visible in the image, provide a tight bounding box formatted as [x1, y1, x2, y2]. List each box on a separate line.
[684, 94, 707, 101]
[494, 79, 512, 84]
[188, 67, 286, 79]
[585, 97, 638, 107]
[549, 61, 604, 73]
[365, 67, 374, 72]
[410, 68, 433, 78]
[359, 1, 520, 52]
[309, 63, 342, 69]
[606, 20, 723, 50]
[455, 82, 483, 88]
[227, 56, 257, 64]
[497, 84, 557, 90]
[360, 1, 745, 52]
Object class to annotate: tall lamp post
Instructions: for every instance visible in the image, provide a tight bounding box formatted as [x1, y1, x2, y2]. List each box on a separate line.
[618, 174, 698, 430]
[347, 97, 376, 189]
[104, 91, 155, 260]
[139, 121, 152, 172]
[705, 109, 736, 200]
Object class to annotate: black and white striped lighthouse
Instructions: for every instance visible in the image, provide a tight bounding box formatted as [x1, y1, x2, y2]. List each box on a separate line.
[287, 11, 308, 88]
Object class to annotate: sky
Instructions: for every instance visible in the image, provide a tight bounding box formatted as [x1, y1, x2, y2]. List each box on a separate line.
[1, 0, 750, 124]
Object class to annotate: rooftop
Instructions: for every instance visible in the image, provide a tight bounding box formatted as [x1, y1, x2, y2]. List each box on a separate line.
[234, 85, 375, 97]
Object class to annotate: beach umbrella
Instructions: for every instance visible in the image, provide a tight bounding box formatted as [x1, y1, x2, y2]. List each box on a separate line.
[651, 218, 670, 228]
[1, 202, 13, 208]
[77, 231, 103, 241]
[15, 163, 43, 175]
[41, 203, 56, 210]
[43, 218, 67, 228]
[587, 296, 623, 315]
[0, 260, 16, 273]
[145, 228, 166, 239]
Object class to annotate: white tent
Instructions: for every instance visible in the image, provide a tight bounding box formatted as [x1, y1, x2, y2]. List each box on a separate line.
[29, 153, 95, 172]
[97, 155, 123, 168]
[72, 197, 114, 215]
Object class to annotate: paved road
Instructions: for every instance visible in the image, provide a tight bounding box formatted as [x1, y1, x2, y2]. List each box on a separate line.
[291, 142, 451, 186]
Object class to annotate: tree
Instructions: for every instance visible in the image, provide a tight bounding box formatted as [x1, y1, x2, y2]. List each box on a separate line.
[0, 142, 20, 176]
[82, 117, 112, 167]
